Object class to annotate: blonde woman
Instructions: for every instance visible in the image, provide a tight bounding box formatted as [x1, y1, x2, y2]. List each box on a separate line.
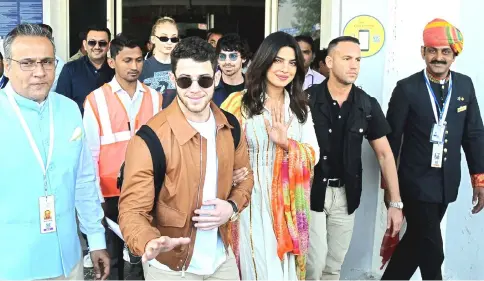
[139, 17, 179, 93]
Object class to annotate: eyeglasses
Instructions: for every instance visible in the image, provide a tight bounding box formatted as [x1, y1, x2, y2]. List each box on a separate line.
[175, 75, 214, 89]
[87, 40, 109, 48]
[218, 53, 239, 61]
[155, 36, 179, 43]
[8, 58, 57, 71]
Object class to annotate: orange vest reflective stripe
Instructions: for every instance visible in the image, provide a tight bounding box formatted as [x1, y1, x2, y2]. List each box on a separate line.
[87, 83, 162, 197]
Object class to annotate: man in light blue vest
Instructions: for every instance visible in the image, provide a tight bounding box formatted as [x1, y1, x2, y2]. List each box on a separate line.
[0, 23, 110, 280]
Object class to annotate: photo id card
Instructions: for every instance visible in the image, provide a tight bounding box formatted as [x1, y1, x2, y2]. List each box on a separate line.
[39, 195, 56, 233]
[431, 143, 444, 168]
[430, 123, 446, 143]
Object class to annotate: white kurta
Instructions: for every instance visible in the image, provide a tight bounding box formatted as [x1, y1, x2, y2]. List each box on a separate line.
[238, 91, 319, 280]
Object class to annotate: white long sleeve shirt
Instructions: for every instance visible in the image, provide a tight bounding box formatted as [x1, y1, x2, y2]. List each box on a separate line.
[83, 77, 160, 201]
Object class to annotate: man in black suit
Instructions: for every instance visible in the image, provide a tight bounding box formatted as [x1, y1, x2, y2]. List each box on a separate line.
[382, 18, 484, 280]
[0, 51, 9, 89]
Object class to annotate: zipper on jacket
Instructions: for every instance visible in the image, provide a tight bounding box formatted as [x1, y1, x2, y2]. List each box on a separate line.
[181, 135, 204, 277]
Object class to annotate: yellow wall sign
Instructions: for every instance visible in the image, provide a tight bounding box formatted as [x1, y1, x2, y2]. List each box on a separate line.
[343, 15, 385, 58]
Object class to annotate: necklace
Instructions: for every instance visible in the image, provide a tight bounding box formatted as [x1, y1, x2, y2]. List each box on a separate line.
[427, 70, 450, 84]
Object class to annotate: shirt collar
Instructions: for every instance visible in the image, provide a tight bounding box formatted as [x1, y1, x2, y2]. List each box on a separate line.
[109, 76, 145, 93]
[83, 55, 110, 73]
[324, 80, 355, 104]
[165, 99, 232, 145]
[4, 82, 49, 112]
[305, 68, 315, 78]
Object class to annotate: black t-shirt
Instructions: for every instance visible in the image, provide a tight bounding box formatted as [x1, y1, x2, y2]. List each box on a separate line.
[325, 84, 391, 178]
[326, 87, 351, 179]
[223, 81, 245, 96]
[139, 57, 175, 93]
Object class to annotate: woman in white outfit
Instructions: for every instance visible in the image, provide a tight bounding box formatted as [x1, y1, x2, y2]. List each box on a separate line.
[222, 31, 320, 280]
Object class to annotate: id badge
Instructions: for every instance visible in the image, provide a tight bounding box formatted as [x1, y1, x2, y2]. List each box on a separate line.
[430, 123, 446, 143]
[431, 143, 444, 168]
[39, 195, 56, 233]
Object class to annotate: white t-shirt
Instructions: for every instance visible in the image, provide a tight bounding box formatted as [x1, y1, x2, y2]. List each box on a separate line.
[150, 110, 226, 275]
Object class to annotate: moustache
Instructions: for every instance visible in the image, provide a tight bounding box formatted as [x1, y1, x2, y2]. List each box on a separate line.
[430, 60, 447, 65]
[128, 71, 139, 75]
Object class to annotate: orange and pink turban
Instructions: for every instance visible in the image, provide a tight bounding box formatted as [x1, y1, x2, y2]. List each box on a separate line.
[423, 18, 464, 55]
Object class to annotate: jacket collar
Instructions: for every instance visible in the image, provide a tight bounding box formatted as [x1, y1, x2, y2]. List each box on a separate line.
[165, 97, 233, 145]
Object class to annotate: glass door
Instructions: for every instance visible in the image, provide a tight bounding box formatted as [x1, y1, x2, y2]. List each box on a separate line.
[115, 0, 268, 52]
[276, 0, 322, 40]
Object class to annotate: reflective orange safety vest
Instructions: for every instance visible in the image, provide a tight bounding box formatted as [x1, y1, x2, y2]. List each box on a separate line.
[85, 83, 162, 197]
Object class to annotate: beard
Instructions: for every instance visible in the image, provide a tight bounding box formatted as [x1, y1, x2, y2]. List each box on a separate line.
[176, 91, 212, 114]
[221, 64, 241, 76]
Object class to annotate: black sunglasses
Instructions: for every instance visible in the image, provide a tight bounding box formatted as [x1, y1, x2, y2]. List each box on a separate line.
[155, 36, 179, 43]
[87, 40, 108, 48]
[175, 75, 214, 89]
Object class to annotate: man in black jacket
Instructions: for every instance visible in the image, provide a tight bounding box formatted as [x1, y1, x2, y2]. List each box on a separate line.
[213, 33, 248, 106]
[382, 18, 484, 280]
[306, 36, 403, 280]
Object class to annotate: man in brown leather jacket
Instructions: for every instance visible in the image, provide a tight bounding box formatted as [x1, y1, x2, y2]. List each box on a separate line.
[119, 36, 254, 280]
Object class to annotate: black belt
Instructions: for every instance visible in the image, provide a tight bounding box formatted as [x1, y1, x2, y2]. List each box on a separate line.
[327, 178, 344, 187]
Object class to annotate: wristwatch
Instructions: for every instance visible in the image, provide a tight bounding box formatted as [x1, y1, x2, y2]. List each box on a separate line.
[389, 201, 404, 209]
[228, 200, 240, 222]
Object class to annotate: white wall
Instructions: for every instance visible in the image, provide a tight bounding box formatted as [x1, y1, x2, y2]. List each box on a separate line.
[334, 0, 484, 279]
[43, 0, 69, 61]
[336, 0, 389, 278]
[443, 0, 484, 279]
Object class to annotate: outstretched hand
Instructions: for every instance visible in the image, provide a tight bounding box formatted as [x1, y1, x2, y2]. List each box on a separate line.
[264, 102, 293, 150]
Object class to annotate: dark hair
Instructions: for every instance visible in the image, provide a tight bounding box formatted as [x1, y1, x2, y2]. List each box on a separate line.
[109, 34, 142, 59]
[216, 33, 251, 66]
[313, 48, 328, 66]
[171, 37, 217, 74]
[39, 23, 53, 35]
[294, 35, 314, 52]
[85, 25, 112, 40]
[207, 28, 223, 40]
[243, 31, 308, 123]
[3, 24, 55, 59]
[327, 36, 359, 54]
[78, 31, 86, 41]
[242, 38, 253, 61]
[0, 51, 3, 60]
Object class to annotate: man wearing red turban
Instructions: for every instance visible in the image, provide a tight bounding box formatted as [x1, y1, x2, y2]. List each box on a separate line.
[381, 18, 484, 280]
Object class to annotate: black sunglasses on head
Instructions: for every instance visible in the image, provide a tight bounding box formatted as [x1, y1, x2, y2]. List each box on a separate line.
[175, 75, 214, 89]
[155, 36, 180, 43]
[87, 40, 108, 48]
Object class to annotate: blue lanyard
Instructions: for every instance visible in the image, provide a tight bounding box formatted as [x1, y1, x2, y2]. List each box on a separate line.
[423, 72, 453, 122]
